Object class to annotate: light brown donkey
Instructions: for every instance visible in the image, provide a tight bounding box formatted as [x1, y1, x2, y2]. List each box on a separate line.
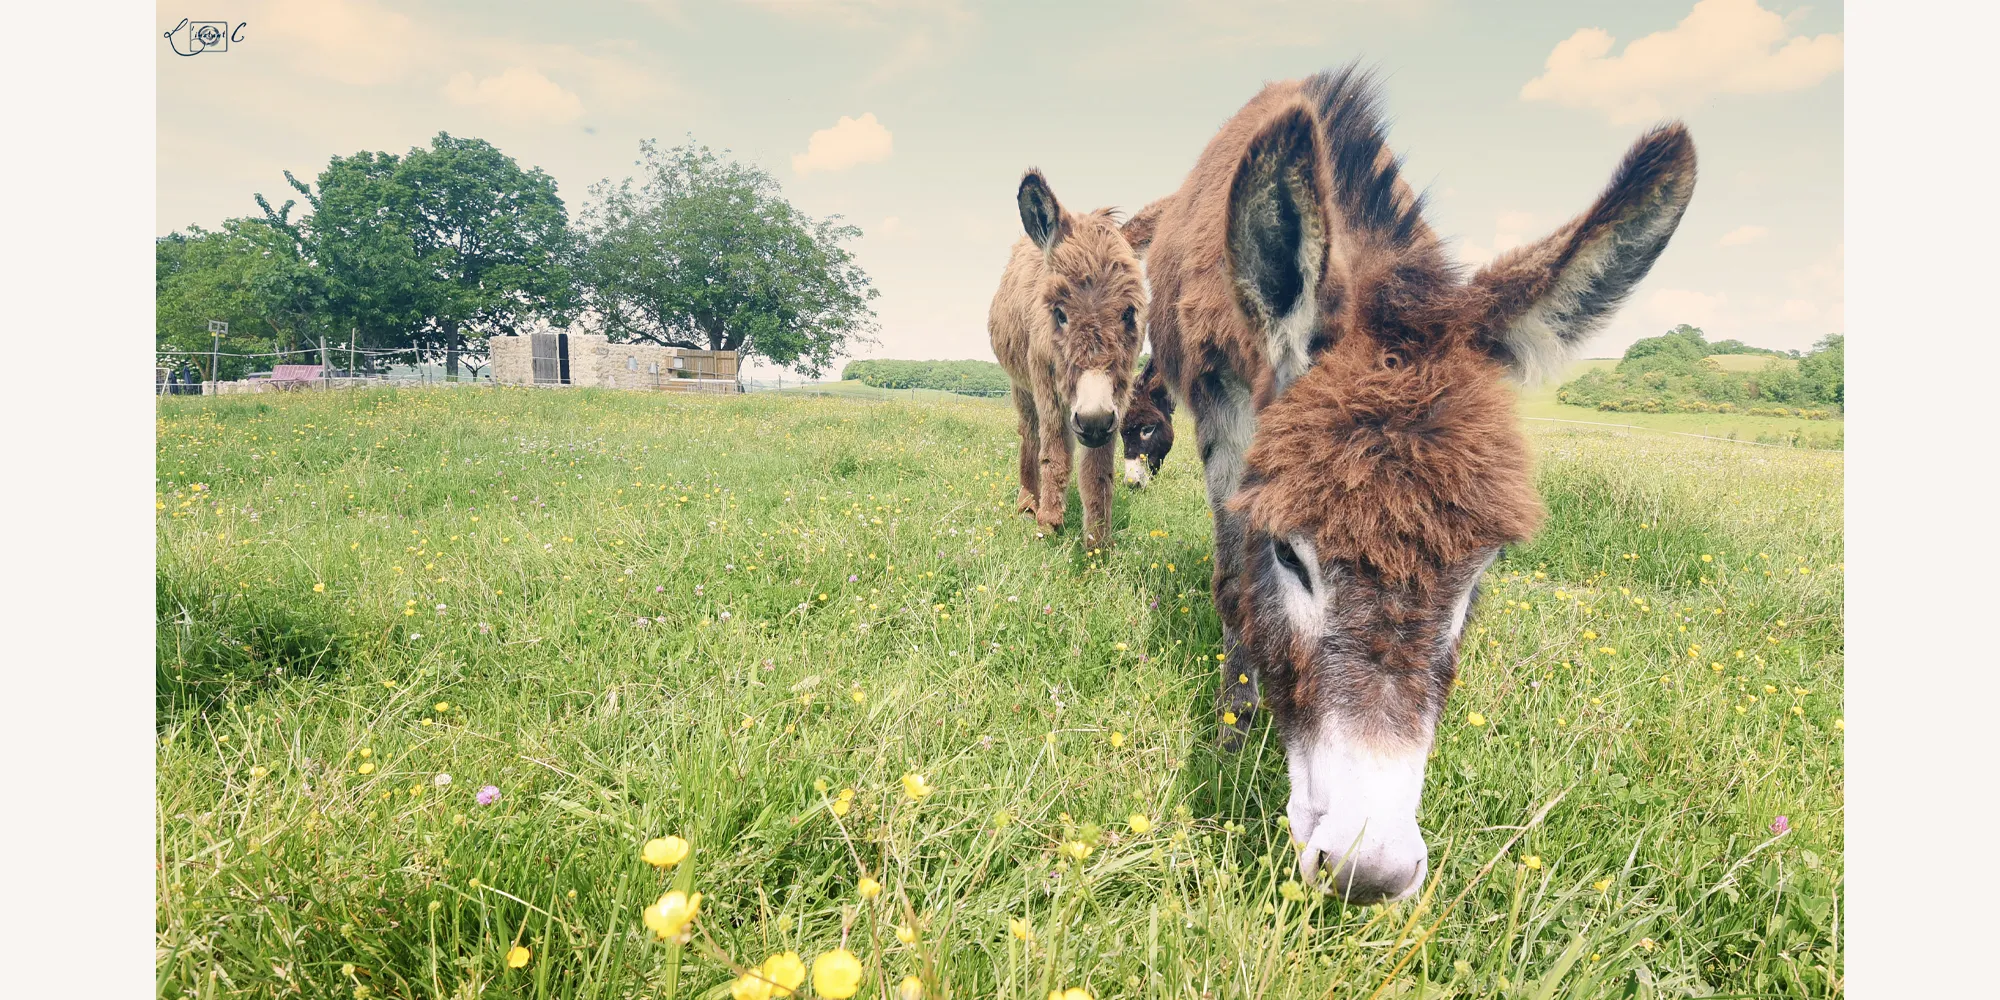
[990, 170, 1153, 547]
[1144, 66, 1696, 903]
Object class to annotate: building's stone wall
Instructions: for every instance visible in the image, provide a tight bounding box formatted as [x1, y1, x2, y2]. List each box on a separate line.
[456, 332, 737, 391]
[490, 335, 535, 386]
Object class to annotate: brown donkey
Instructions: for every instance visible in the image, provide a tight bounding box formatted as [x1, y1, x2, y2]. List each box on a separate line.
[1144, 66, 1695, 903]
[990, 170, 1152, 547]
[1120, 356, 1176, 489]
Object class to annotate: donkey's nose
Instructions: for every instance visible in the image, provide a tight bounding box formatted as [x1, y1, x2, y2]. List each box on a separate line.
[1073, 409, 1115, 447]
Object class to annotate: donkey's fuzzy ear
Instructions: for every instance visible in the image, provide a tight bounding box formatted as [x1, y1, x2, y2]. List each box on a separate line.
[1226, 103, 1328, 331]
[1120, 198, 1167, 257]
[1018, 169, 1068, 254]
[1470, 123, 1697, 384]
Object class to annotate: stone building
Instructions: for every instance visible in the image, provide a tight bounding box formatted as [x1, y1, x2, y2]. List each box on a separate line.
[489, 333, 739, 392]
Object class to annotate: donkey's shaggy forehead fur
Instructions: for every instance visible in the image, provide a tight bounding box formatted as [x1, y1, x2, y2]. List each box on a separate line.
[1234, 335, 1542, 592]
[1041, 209, 1147, 363]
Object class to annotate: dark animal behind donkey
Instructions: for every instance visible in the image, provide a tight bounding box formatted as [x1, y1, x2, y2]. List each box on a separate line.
[1143, 65, 1696, 904]
[1120, 356, 1176, 489]
[989, 169, 1152, 547]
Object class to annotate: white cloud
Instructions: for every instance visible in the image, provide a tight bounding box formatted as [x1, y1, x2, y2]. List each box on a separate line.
[1459, 210, 1546, 266]
[793, 113, 894, 175]
[445, 68, 586, 123]
[1719, 224, 1770, 247]
[1520, 0, 1842, 124]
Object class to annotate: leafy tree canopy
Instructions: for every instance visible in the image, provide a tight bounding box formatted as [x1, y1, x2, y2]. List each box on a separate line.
[579, 139, 878, 379]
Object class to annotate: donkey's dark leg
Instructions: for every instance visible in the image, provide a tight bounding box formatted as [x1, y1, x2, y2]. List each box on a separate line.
[1012, 387, 1041, 515]
[1212, 503, 1259, 750]
[1035, 398, 1074, 535]
[1189, 369, 1261, 749]
[1079, 440, 1115, 550]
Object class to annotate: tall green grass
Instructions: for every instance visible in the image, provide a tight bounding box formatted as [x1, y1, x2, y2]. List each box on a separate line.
[157, 387, 1842, 999]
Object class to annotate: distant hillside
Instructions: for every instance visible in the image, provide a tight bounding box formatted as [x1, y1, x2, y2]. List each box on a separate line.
[841, 359, 1010, 395]
[1556, 326, 1841, 417]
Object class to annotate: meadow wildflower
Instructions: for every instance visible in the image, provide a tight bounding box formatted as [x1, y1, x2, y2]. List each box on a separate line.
[1467, 711, 1487, 727]
[811, 949, 863, 999]
[761, 952, 806, 997]
[1221, 711, 1238, 726]
[1127, 813, 1152, 835]
[1009, 917, 1033, 942]
[901, 773, 934, 800]
[1594, 878, 1612, 892]
[858, 876, 883, 900]
[313, 582, 325, 593]
[832, 788, 856, 816]
[899, 976, 925, 1000]
[1522, 855, 1543, 870]
[1770, 815, 1790, 836]
[357, 762, 375, 775]
[477, 785, 501, 806]
[506, 945, 531, 969]
[895, 924, 917, 944]
[643, 890, 701, 941]
[1063, 840, 1092, 861]
[993, 809, 1013, 829]
[1108, 731, 1126, 748]
[1049, 989, 1092, 1000]
[434, 702, 451, 712]
[433, 773, 452, 787]
[643, 836, 690, 869]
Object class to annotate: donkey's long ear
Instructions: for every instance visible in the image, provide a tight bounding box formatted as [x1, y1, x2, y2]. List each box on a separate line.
[1120, 198, 1168, 257]
[1018, 169, 1068, 254]
[1469, 124, 1697, 384]
[1226, 104, 1328, 333]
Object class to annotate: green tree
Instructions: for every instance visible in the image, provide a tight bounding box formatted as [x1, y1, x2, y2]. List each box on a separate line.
[1796, 334, 1844, 404]
[155, 219, 324, 381]
[260, 151, 430, 371]
[258, 134, 574, 376]
[579, 139, 878, 378]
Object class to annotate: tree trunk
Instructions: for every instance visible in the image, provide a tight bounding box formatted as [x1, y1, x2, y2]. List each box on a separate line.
[444, 323, 462, 380]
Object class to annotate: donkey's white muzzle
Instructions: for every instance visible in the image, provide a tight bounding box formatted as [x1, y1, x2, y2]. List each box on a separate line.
[1286, 723, 1431, 904]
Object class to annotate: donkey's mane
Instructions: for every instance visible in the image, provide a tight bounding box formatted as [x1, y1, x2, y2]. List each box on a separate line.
[1304, 65, 1427, 248]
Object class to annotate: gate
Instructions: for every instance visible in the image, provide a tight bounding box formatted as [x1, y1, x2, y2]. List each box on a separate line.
[531, 333, 570, 385]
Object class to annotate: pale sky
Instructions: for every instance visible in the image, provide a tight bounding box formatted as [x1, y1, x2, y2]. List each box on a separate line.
[157, 0, 1843, 372]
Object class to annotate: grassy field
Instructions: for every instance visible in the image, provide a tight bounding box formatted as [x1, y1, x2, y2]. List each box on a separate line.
[156, 386, 1843, 999]
[1526, 362, 1842, 451]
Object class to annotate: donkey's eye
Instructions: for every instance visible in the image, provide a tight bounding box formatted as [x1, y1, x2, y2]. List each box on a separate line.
[1122, 305, 1138, 330]
[1139, 425, 1157, 441]
[1052, 305, 1068, 328]
[1271, 538, 1311, 590]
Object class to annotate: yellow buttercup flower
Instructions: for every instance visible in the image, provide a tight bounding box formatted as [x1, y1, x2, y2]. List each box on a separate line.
[643, 836, 690, 869]
[643, 890, 701, 940]
[1467, 711, 1487, 727]
[1127, 813, 1152, 835]
[761, 952, 806, 997]
[832, 788, 855, 817]
[811, 949, 863, 999]
[901, 773, 933, 800]
[857, 876, 882, 900]
[357, 762, 375, 775]
[1593, 878, 1612, 892]
[506, 945, 531, 969]
[898, 975, 925, 1000]
[1063, 840, 1092, 861]
[1049, 990, 1093, 1000]
[1009, 917, 1033, 941]
[1522, 855, 1542, 870]
[731, 973, 773, 1000]
[1221, 711, 1238, 726]
[895, 924, 917, 944]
